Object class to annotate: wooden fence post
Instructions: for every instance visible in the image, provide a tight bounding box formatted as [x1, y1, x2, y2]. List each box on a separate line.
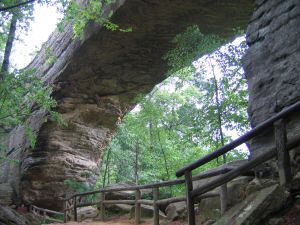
[73, 196, 78, 222]
[220, 183, 228, 215]
[274, 119, 292, 188]
[135, 189, 141, 225]
[153, 187, 159, 225]
[100, 192, 105, 221]
[185, 171, 196, 225]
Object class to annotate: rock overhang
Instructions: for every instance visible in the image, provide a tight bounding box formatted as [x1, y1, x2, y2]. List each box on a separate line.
[0, 0, 255, 210]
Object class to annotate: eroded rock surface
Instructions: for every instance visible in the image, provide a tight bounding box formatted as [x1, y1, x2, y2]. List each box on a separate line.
[212, 184, 288, 225]
[243, 0, 300, 159]
[0, 0, 254, 210]
[0, 205, 42, 225]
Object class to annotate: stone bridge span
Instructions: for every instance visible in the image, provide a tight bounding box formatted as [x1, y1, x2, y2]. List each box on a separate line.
[7, 0, 298, 211]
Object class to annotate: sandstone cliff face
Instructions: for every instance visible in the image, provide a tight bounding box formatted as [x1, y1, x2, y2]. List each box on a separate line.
[243, 0, 300, 163]
[0, 0, 253, 210]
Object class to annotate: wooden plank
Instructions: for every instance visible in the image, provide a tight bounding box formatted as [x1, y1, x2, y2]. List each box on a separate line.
[191, 135, 300, 198]
[274, 119, 292, 188]
[153, 187, 159, 225]
[194, 193, 219, 201]
[157, 196, 186, 205]
[31, 205, 64, 216]
[185, 171, 196, 225]
[135, 189, 141, 225]
[176, 100, 300, 177]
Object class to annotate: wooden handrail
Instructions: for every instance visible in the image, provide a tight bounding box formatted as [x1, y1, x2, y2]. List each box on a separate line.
[64, 101, 300, 224]
[176, 100, 300, 177]
[30, 205, 64, 216]
[63, 164, 235, 223]
[30, 205, 64, 223]
[191, 135, 300, 197]
[69, 165, 236, 199]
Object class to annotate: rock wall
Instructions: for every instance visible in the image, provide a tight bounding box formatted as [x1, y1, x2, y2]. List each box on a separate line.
[0, 0, 254, 210]
[243, 0, 300, 163]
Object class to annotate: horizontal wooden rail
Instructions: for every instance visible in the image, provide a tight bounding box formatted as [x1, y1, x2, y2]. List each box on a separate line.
[176, 100, 300, 177]
[30, 205, 64, 223]
[31, 205, 64, 216]
[70, 165, 237, 200]
[191, 135, 300, 197]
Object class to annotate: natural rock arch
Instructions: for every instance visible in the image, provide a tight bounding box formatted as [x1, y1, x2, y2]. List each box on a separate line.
[7, 0, 299, 211]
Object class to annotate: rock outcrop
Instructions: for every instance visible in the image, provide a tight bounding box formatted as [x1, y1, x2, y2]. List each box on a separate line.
[243, 0, 300, 160]
[212, 184, 288, 225]
[0, 0, 254, 210]
[0, 205, 42, 225]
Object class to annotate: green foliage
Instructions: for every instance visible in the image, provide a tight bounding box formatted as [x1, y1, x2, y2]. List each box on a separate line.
[57, 0, 132, 38]
[42, 214, 64, 224]
[64, 178, 91, 192]
[163, 25, 222, 74]
[45, 47, 57, 65]
[0, 69, 60, 151]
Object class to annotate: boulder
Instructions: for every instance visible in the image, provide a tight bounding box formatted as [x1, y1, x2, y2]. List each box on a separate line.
[165, 201, 186, 221]
[0, 205, 42, 225]
[104, 183, 136, 200]
[213, 184, 288, 225]
[105, 204, 132, 214]
[197, 176, 254, 223]
[245, 177, 277, 196]
[77, 206, 99, 221]
[130, 204, 166, 219]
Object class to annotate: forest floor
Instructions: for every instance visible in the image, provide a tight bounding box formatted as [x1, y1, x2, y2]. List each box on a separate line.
[280, 201, 300, 225]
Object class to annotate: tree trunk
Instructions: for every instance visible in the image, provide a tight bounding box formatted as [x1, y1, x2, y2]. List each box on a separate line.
[1, 9, 18, 76]
[209, 56, 228, 214]
[134, 142, 139, 184]
[209, 56, 226, 162]
[102, 147, 111, 188]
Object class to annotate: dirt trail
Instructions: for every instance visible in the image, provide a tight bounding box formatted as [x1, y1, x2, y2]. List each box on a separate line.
[45, 217, 153, 225]
[45, 217, 186, 225]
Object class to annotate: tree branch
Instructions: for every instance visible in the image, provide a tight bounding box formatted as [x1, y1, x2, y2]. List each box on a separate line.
[0, 0, 36, 12]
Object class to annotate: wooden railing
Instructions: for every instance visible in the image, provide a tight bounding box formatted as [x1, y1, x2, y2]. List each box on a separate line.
[176, 100, 300, 225]
[63, 164, 252, 224]
[29, 204, 64, 223]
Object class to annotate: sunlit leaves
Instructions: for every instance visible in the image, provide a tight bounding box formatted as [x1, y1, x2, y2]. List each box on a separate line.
[0, 69, 58, 148]
[163, 25, 222, 74]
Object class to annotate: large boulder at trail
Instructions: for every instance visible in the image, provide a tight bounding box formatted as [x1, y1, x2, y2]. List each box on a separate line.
[165, 201, 186, 221]
[77, 206, 99, 221]
[212, 184, 288, 225]
[105, 203, 132, 214]
[104, 183, 136, 200]
[0, 205, 42, 225]
[130, 204, 166, 219]
[196, 176, 254, 223]
[104, 182, 152, 200]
